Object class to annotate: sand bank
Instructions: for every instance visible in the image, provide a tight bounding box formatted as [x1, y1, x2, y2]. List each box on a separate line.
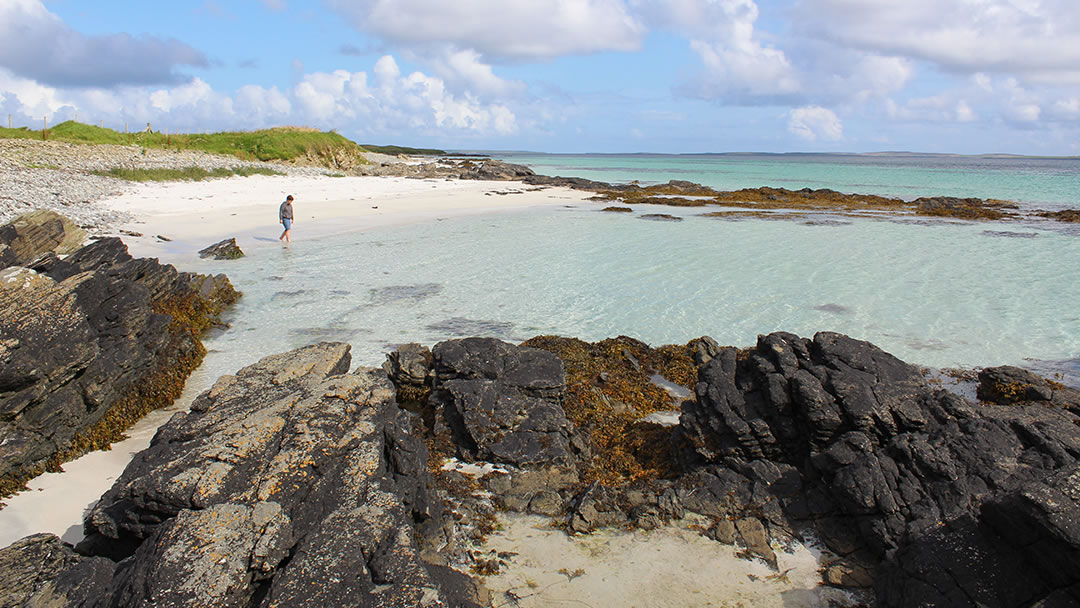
[102, 174, 591, 261]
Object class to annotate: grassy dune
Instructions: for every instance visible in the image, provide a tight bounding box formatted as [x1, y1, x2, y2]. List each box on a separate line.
[0, 122, 380, 165]
[92, 166, 284, 182]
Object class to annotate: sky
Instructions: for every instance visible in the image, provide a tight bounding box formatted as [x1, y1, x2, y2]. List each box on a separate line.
[2, 0, 1080, 154]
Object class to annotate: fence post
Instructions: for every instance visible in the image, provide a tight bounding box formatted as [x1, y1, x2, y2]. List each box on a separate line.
[43, 116, 47, 140]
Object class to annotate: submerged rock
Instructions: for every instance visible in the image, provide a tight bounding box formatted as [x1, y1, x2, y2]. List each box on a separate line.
[0, 228, 239, 499]
[977, 364, 1080, 413]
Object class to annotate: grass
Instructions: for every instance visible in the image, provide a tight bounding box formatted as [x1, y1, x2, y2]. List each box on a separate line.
[92, 166, 283, 182]
[360, 144, 446, 156]
[2, 121, 371, 167]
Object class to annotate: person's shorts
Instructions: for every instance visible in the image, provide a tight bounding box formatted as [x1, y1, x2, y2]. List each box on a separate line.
[282, 219, 292, 230]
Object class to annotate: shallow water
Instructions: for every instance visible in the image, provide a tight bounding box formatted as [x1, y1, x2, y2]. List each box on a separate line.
[495, 152, 1080, 209]
[184, 203, 1080, 400]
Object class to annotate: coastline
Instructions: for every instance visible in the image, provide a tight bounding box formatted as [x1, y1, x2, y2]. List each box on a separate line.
[0, 171, 591, 546]
[100, 174, 592, 262]
[3, 145, 1079, 607]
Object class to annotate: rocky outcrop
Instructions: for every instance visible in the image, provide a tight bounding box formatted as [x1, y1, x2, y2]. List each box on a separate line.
[679, 331, 1080, 605]
[0, 209, 86, 268]
[914, 196, 1018, 220]
[0, 230, 239, 498]
[198, 237, 245, 260]
[18, 343, 483, 608]
[428, 338, 577, 468]
[0, 533, 115, 607]
[458, 159, 535, 181]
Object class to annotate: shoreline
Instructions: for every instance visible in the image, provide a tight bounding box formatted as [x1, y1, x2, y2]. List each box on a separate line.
[98, 174, 591, 261]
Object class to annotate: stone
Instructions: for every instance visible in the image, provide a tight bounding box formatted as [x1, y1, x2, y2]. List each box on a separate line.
[458, 160, 535, 181]
[0, 209, 86, 270]
[0, 234, 239, 499]
[0, 533, 114, 607]
[384, 342, 434, 402]
[638, 213, 683, 221]
[528, 490, 565, 517]
[676, 330, 1080, 603]
[45, 342, 483, 607]
[824, 560, 874, 588]
[978, 365, 1080, 413]
[429, 338, 577, 468]
[197, 236, 245, 260]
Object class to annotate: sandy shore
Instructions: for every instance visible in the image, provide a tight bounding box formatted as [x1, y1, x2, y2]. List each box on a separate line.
[102, 174, 591, 261]
[482, 514, 861, 608]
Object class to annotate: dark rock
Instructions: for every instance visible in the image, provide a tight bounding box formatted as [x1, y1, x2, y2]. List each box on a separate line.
[458, 160, 535, 181]
[521, 174, 615, 190]
[384, 342, 434, 403]
[914, 196, 1015, 220]
[0, 235, 239, 499]
[638, 213, 683, 222]
[197, 237, 245, 260]
[0, 209, 86, 270]
[978, 365, 1080, 413]
[0, 533, 114, 607]
[429, 338, 577, 468]
[601, 206, 633, 213]
[59, 342, 481, 607]
[677, 330, 1080, 603]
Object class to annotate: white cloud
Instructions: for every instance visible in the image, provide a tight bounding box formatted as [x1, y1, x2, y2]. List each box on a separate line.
[636, 0, 800, 103]
[788, 106, 844, 141]
[797, 0, 1080, 84]
[0, 50, 518, 139]
[886, 96, 978, 123]
[0, 0, 207, 87]
[427, 48, 527, 99]
[326, 0, 646, 61]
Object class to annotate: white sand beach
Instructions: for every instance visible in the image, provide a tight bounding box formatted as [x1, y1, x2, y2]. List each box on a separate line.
[103, 174, 592, 262]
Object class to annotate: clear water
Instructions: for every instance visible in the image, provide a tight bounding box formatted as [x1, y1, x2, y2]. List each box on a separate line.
[187, 203, 1080, 399]
[493, 152, 1080, 209]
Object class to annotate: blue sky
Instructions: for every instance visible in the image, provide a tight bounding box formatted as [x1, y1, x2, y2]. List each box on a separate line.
[2, 0, 1080, 154]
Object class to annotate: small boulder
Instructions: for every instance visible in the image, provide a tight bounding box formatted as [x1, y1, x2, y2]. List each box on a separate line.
[198, 237, 245, 260]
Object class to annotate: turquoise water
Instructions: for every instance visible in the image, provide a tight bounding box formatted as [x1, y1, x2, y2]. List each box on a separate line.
[187, 203, 1080, 396]
[493, 152, 1080, 209]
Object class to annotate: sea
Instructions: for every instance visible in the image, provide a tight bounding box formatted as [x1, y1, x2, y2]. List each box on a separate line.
[182, 152, 1080, 395]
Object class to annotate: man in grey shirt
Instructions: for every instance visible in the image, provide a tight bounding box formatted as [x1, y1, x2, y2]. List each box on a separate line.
[279, 194, 294, 243]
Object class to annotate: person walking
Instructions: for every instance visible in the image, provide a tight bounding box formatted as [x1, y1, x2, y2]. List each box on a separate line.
[279, 194, 294, 243]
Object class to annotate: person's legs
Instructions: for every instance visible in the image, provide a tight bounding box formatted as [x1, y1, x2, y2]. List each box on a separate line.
[280, 219, 292, 242]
